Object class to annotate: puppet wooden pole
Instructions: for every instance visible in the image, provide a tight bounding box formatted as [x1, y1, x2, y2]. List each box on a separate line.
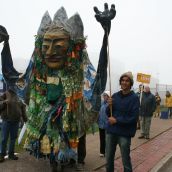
[107, 29, 113, 117]
[93, 3, 116, 117]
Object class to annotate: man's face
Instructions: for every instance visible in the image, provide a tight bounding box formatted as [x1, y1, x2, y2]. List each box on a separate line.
[42, 31, 69, 69]
[144, 86, 150, 93]
[103, 94, 109, 101]
[120, 76, 131, 91]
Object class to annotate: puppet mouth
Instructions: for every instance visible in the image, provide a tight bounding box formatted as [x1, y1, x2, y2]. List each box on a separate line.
[45, 56, 64, 62]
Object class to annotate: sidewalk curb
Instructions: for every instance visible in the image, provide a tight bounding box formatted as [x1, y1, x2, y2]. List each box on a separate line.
[150, 150, 172, 172]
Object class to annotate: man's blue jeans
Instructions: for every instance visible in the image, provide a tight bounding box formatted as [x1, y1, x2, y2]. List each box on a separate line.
[1, 121, 19, 156]
[106, 133, 132, 172]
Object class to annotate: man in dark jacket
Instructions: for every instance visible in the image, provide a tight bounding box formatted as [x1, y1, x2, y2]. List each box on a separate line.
[0, 88, 27, 162]
[138, 86, 156, 139]
[106, 72, 140, 172]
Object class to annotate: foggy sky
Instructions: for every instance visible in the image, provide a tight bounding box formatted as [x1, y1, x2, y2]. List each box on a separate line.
[0, 0, 172, 85]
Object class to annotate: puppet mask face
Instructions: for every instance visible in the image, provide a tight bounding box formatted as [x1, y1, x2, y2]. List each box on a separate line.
[42, 28, 70, 69]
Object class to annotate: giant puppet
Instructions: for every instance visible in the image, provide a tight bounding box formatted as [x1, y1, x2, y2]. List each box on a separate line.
[0, 3, 116, 165]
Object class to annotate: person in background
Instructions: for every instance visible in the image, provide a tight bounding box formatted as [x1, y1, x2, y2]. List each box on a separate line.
[165, 91, 172, 118]
[153, 92, 161, 118]
[105, 72, 140, 172]
[136, 84, 144, 130]
[138, 86, 156, 140]
[97, 90, 110, 157]
[136, 84, 144, 98]
[0, 87, 27, 162]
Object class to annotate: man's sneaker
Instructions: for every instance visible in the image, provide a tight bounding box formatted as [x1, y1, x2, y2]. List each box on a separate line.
[0, 155, 5, 163]
[99, 153, 105, 157]
[138, 135, 145, 139]
[76, 163, 84, 171]
[8, 154, 19, 160]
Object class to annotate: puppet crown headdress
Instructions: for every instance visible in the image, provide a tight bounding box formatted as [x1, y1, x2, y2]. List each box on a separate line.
[37, 7, 84, 40]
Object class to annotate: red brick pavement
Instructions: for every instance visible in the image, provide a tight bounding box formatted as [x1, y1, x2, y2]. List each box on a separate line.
[99, 127, 172, 172]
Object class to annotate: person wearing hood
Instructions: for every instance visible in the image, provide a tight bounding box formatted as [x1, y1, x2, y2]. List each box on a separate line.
[97, 90, 110, 157]
[165, 91, 172, 118]
[105, 72, 140, 172]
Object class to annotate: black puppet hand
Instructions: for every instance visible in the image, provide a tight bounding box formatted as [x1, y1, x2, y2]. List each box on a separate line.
[0, 25, 9, 43]
[94, 3, 116, 34]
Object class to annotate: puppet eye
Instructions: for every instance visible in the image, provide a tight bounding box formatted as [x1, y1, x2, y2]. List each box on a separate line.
[42, 45, 49, 52]
[54, 45, 61, 50]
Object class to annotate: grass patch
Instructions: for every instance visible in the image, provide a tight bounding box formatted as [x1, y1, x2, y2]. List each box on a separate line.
[15, 131, 27, 153]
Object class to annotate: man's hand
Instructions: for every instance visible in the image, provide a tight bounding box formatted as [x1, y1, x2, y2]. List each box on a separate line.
[93, 3, 116, 33]
[108, 116, 117, 125]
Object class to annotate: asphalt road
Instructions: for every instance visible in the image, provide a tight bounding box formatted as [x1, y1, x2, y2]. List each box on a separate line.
[158, 157, 172, 172]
